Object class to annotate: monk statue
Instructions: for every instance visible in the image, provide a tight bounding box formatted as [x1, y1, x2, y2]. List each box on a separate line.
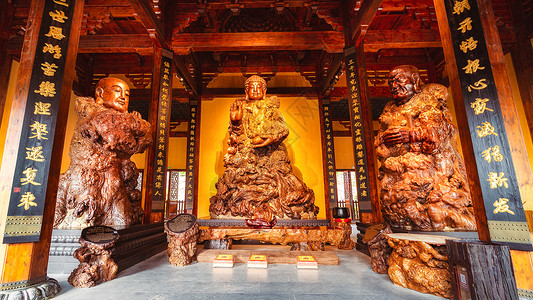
[54, 77, 152, 229]
[209, 75, 318, 221]
[375, 65, 476, 231]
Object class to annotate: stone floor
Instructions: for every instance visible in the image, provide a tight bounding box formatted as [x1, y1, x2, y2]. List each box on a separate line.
[50, 246, 443, 300]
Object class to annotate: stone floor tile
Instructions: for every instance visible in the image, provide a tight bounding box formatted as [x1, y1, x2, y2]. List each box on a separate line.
[51, 247, 447, 300]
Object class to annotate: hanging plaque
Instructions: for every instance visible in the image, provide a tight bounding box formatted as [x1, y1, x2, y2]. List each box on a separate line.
[151, 49, 173, 213]
[185, 104, 199, 212]
[4, 0, 76, 243]
[344, 46, 372, 213]
[321, 103, 338, 209]
[444, 0, 532, 250]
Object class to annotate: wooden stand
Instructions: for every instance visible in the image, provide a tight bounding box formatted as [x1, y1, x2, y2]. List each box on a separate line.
[68, 227, 119, 288]
[363, 223, 392, 274]
[198, 226, 350, 251]
[333, 221, 356, 250]
[164, 214, 200, 266]
[386, 233, 457, 298]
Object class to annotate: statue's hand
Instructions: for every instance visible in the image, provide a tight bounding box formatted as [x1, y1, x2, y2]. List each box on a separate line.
[131, 111, 142, 119]
[382, 127, 410, 147]
[230, 100, 243, 123]
[252, 136, 273, 148]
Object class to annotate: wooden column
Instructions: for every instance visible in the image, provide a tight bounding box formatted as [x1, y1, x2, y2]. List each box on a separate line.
[435, 0, 533, 295]
[143, 47, 173, 223]
[0, 0, 83, 296]
[0, 1, 14, 126]
[185, 100, 200, 216]
[507, 0, 533, 146]
[341, 0, 382, 224]
[318, 97, 337, 220]
[434, 0, 488, 240]
[0, 55, 12, 128]
[355, 45, 380, 224]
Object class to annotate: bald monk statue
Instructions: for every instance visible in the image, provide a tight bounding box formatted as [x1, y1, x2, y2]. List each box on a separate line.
[209, 75, 318, 221]
[54, 77, 152, 228]
[375, 65, 476, 231]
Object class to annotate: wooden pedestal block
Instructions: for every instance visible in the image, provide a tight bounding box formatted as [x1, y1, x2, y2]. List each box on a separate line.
[386, 233, 457, 298]
[363, 223, 392, 274]
[164, 214, 200, 267]
[68, 226, 119, 288]
[333, 221, 356, 250]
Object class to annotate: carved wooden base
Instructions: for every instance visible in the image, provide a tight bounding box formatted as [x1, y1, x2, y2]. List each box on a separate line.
[333, 221, 356, 250]
[0, 277, 61, 299]
[165, 222, 200, 267]
[68, 237, 118, 288]
[363, 223, 392, 274]
[386, 234, 454, 298]
[198, 226, 348, 250]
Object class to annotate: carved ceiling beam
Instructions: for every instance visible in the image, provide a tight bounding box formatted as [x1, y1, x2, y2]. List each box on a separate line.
[173, 55, 200, 98]
[342, 0, 384, 46]
[163, 0, 175, 46]
[128, 0, 166, 47]
[319, 53, 344, 96]
[77, 34, 154, 55]
[363, 30, 441, 51]
[193, 1, 311, 9]
[6, 30, 440, 57]
[171, 31, 346, 54]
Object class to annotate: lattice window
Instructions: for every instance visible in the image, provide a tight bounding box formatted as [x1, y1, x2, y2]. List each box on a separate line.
[165, 170, 187, 219]
[335, 170, 359, 221]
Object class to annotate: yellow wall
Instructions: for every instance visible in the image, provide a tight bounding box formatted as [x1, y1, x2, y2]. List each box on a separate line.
[167, 137, 187, 169]
[0, 61, 19, 166]
[334, 137, 355, 169]
[197, 96, 326, 219]
[59, 91, 78, 172]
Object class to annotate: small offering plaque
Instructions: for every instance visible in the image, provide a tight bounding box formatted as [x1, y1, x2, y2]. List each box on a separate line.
[81, 225, 119, 245]
[167, 213, 197, 233]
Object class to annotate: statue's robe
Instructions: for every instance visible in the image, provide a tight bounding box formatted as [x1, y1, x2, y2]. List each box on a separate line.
[375, 84, 476, 231]
[210, 96, 318, 220]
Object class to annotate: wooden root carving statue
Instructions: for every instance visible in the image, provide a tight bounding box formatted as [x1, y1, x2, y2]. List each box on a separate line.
[54, 78, 152, 228]
[209, 75, 318, 220]
[375, 65, 476, 231]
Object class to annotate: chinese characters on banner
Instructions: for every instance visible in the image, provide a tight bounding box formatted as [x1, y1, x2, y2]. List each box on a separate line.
[4, 0, 75, 243]
[444, 0, 532, 250]
[151, 49, 173, 214]
[321, 103, 338, 209]
[185, 104, 199, 212]
[344, 47, 372, 214]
